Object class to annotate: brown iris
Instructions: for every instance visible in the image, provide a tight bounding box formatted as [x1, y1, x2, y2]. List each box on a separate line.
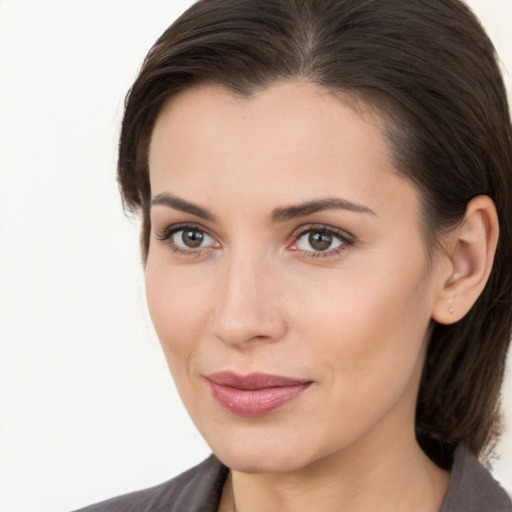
[308, 231, 332, 251]
[182, 229, 204, 248]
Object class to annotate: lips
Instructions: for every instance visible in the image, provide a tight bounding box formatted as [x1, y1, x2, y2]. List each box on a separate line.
[206, 371, 312, 417]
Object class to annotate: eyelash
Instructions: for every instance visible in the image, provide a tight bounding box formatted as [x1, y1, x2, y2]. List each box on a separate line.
[156, 223, 354, 259]
[289, 225, 354, 259]
[156, 223, 218, 257]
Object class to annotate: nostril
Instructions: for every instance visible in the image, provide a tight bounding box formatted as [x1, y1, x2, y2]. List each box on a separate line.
[210, 259, 287, 347]
[212, 311, 287, 348]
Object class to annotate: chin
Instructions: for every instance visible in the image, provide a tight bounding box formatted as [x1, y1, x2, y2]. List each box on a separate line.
[217, 447, 309, 474]
[204, 427, 329, 474]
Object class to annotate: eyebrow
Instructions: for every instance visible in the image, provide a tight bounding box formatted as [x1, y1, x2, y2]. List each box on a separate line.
[151, 193, 216, 221]
[271, 198, 376, 222]
[151, 193, 376, 223]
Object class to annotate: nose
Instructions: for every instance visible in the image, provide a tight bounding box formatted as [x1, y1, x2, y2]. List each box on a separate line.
[211, 252, 287, 348]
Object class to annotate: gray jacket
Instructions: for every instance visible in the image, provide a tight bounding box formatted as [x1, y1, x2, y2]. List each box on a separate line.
[73, 446, 511, 512]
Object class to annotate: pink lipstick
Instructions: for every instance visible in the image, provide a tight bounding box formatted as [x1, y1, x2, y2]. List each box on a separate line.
[206, 371, 312, 417]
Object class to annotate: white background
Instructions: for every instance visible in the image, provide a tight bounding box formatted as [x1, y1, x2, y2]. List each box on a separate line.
[0, 1, 511, 511]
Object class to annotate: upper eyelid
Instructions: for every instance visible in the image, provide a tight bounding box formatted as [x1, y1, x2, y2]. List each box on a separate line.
[292, 224, 354, 241]
[157, 222, 215, 240]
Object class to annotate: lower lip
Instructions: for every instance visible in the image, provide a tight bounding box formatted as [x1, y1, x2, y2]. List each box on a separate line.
[208, 381, 311, 417]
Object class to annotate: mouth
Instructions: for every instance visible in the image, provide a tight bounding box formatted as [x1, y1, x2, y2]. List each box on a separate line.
[205, 371, 313, 417]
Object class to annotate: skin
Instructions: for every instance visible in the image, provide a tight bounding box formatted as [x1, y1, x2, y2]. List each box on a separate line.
[145, 81, 477, 511]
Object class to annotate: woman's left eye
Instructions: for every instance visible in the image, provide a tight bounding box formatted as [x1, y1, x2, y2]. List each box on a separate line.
[291, 227, 351, 255]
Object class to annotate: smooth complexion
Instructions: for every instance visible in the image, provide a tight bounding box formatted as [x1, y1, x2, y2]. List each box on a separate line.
[146, 81, 495, 512]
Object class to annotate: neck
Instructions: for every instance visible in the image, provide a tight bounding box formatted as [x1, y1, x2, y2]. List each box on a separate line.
[221, 430, 449, 512]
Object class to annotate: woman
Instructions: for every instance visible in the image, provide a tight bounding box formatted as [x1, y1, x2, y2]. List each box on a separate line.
[75, 0, 512, 510]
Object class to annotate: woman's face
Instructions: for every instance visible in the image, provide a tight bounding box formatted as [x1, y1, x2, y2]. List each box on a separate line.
[146, 81, 449, 473]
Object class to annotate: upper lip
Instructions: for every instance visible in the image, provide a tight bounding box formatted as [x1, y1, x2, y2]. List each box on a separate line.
[206, 371, 312, 390]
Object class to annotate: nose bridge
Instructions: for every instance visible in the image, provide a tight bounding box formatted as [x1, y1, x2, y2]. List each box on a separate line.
[212, 246, 285, 347]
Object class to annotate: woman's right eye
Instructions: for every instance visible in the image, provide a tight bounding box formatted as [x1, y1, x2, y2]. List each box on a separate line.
[158, 226, 220, 254]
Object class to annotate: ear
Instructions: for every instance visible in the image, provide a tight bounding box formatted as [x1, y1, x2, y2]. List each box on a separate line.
[432, 195, 499, 325]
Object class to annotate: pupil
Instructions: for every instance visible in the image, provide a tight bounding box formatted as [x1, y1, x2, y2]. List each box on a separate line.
[182, 229, 204, 248]
[309, 231, 332, 251]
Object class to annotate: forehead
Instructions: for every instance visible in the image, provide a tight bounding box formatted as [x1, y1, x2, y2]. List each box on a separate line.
[148, 81, 419, 223]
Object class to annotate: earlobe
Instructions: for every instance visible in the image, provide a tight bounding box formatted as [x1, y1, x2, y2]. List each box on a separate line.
[432, 195, 499, 325]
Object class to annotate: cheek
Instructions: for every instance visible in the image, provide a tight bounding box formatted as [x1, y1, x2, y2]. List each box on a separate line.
[292, 259, 433, 408]
[145, 258, 212, 365]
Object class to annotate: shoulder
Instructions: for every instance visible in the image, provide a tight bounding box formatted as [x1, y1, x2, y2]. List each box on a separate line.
[441, 446, 512, 512]
[71, 455, 228, 512]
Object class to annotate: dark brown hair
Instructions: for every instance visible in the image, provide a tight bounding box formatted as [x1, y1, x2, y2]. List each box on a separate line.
[118, 0, 512, 461]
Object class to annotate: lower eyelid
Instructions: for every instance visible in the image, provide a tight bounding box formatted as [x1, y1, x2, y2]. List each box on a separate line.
[300, 245, 348, 259]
